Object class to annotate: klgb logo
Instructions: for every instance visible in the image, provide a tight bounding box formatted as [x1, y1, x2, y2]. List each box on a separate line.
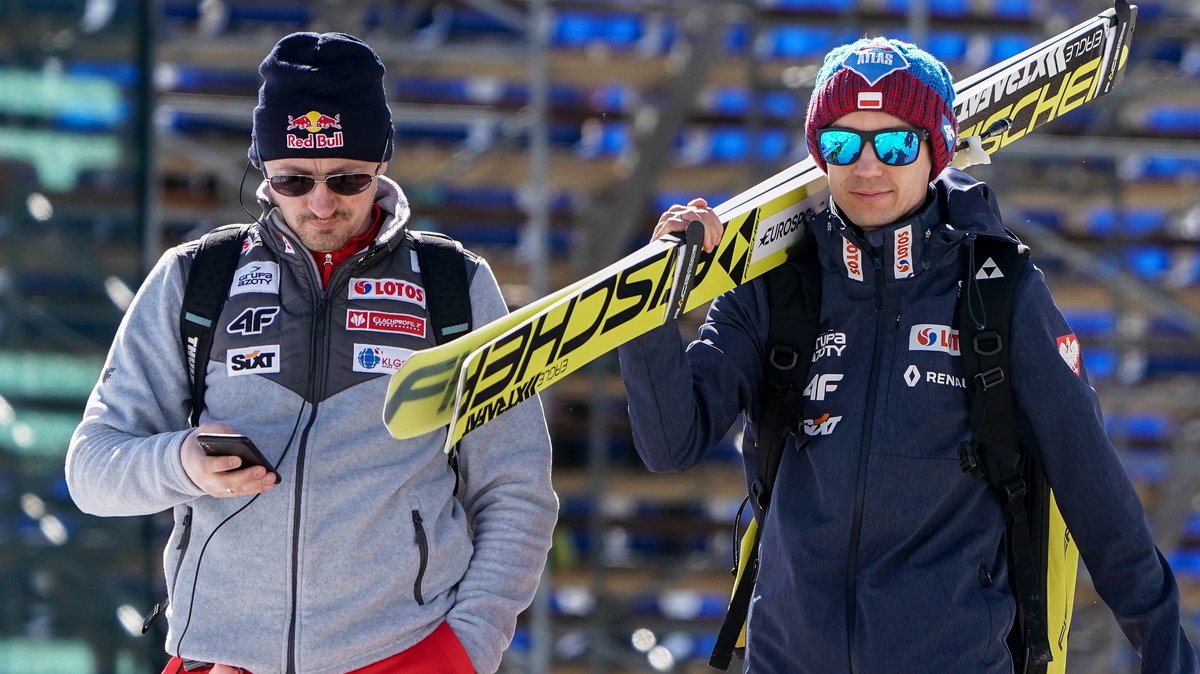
[227, 345, 281, 376]
[348, 278, 426, 307]
[353, 344, 415, 374]
[909, 324, 960, 355]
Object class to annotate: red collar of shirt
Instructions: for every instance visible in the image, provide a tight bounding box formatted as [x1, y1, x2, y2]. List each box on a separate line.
[310, 204, 384, 288]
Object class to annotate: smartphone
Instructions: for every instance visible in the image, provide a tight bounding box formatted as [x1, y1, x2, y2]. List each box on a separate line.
[196, 433, 279, 484]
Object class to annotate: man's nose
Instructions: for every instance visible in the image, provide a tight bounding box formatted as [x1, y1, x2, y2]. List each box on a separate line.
[852, 143, 884, 177]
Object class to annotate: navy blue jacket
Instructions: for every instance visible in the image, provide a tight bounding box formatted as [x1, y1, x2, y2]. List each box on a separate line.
[618, 169, 1197, 673]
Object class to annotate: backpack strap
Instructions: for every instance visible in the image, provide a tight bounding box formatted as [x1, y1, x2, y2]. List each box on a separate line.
[411, 230, 474, 495]
[180, 224, 250, 427]
[710, 237, 822, 671]
[956, 234, 1052, 669]
[412, 231, 472, 344]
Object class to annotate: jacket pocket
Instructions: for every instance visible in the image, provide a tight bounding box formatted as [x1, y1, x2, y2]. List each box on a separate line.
[168, 506, 194, 597]
[412, 509, 429, 606]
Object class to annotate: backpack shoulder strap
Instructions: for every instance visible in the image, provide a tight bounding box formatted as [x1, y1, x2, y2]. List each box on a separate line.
[957, 233, 1053, 669]
[180, 224, 250, 427]
[411, 231, 472, 345]
[710, 236, 822, 671]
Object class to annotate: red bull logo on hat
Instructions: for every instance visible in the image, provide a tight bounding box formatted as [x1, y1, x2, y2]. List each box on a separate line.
[285, 110, 344, 150]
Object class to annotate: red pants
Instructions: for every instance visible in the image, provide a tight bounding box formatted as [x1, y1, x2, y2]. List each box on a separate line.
[161, 621, 474, 674]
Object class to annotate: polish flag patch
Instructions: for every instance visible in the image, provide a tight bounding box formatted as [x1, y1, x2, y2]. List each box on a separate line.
[1056, 333, 1082, 376]
[858, 91, 883, 109]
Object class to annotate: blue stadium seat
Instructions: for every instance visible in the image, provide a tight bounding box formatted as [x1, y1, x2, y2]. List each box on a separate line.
[1145, 106, 1200, 134]
[990, 34, 1037, 62]
[886, 0, 969, 16]
[1062, 310, 1114, 338]
[991, 0, 1034, 19]
[926, 32, 969, 63]
[1086, 207, 1168, 236]
[763, 26, 838, 60]
[1133, 156, 1200, 181]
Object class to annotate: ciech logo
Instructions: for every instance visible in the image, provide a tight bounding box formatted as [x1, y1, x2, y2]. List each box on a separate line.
[227, 345, 281, 376]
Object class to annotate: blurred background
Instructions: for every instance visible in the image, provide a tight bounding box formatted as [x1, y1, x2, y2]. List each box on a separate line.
[2, 0, 1200, 672]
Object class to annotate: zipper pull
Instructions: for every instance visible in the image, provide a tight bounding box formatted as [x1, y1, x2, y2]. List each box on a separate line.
[323, 253, 333, 272]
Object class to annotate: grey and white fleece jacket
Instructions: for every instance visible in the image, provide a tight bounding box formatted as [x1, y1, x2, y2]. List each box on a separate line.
[66, 177, 557, 674]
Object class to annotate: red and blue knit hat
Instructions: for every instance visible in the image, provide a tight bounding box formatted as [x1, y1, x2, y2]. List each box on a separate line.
[804, 38, 957, 180]
[250, 32, 394, 167]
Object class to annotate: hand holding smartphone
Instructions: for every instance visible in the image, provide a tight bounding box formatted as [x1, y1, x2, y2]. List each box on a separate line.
[196, 433, 280, 484]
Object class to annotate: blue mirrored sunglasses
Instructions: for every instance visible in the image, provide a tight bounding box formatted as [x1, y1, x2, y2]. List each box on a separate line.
[816, 127, 930, 167]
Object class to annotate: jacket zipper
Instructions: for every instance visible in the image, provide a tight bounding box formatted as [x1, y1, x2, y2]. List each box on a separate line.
[412, 510, 429, 605]
[845, 254, 887, 673]
[142, 506, 193, 633]
[283, 244, 387, 674]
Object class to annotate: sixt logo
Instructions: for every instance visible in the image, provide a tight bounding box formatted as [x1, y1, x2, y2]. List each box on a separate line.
[802, 413, 843, 436]
[285, 110, 344, 150]
[909, 324, 960, 355]
[843, 238, 863, 282]
[227, 345, 281, 376]
[894, 225, 913, 279]
[348, 278, 426, 307]
[841, 43, 910, 86]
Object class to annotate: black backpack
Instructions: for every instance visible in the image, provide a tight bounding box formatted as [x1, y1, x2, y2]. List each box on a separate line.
[710, 233, 1079, 674]
[178, 225, 473, 426]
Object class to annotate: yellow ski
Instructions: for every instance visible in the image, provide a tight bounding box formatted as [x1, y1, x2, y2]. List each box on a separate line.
[383, 0, 1135, 450]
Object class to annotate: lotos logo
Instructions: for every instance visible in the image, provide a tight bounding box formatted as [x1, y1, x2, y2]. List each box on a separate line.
[227, 345, 281, 376]
[842, 238, 863, 282]
[1056, 333, 1082, 376]
[894, 225, 913, 279]
[348, 278, 426, 307]
[909, 324, 960, 355]
[285, 111, 344, 150]
[353, 344, 415, 375]
[346, 309, 426, 338]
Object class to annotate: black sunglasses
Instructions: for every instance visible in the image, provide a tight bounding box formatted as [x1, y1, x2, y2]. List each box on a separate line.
[816, 127, 930, 167]
[267, 171, 377, 198]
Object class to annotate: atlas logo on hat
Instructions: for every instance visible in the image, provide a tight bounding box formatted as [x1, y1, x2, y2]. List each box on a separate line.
[842, 43, 911, 87]
[804, 37, 959, 180]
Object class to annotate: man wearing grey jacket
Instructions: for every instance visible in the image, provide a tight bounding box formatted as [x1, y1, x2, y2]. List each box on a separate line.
[66, 32, 557, 674]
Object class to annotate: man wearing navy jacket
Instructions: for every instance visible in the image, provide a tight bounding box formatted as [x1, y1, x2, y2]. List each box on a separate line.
[619, 37, 1197, 672]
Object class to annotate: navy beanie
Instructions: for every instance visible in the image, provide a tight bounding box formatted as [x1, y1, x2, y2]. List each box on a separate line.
[805, 38, 957, 181]
[250, 32, 393, 166]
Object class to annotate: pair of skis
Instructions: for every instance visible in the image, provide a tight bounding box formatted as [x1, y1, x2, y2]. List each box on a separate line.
[383, 0, 1137, 454]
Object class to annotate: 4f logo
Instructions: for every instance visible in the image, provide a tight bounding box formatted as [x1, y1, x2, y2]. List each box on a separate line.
[227, 307, 280, 336]
[803, 413, 843, 436]
[803, 373, 843, 401]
